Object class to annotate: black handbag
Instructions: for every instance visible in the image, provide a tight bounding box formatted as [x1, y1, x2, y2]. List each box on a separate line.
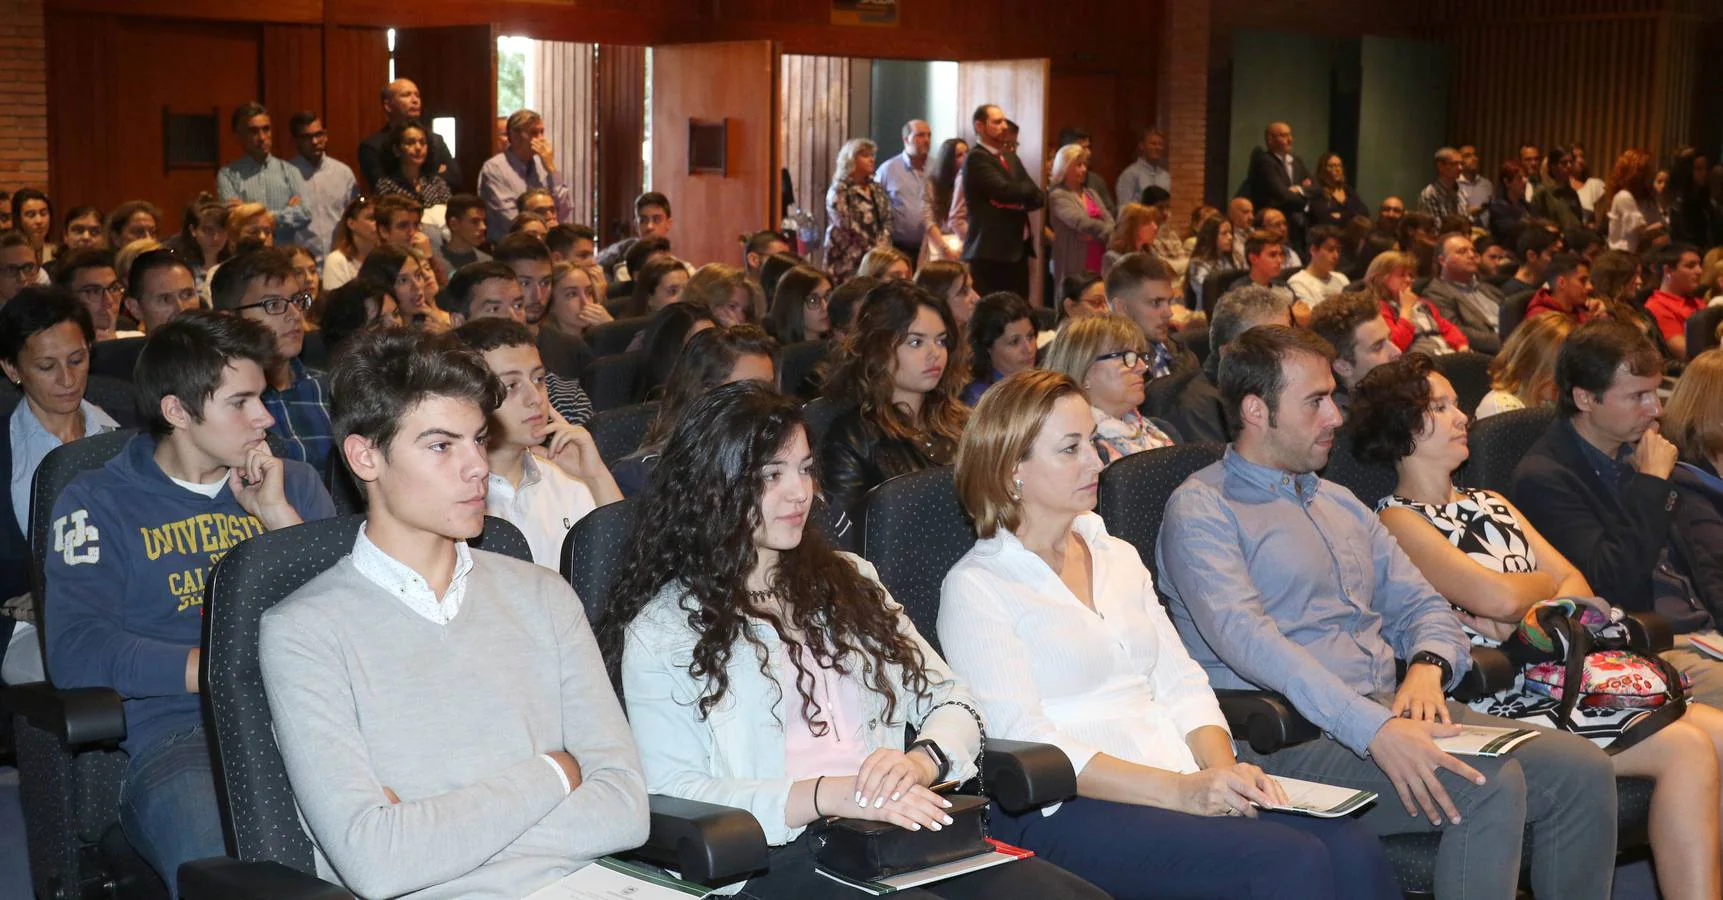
[808, 793, 992, 882]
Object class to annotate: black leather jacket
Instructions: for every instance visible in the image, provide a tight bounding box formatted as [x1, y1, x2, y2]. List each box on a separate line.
[819, 408, 955, 521]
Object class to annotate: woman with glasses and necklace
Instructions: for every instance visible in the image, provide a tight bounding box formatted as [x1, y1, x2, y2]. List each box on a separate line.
[1042, 315, 1174, 462]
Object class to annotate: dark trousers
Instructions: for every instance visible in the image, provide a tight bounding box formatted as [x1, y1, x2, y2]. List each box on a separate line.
[968, 257, 1030, 301]
[989, 796, 1401, 900]
[733, 829, 1108, 899]
[892, 240, 922, 271]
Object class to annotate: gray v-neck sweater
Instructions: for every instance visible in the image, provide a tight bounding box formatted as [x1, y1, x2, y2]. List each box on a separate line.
[260, 548, 649, 899]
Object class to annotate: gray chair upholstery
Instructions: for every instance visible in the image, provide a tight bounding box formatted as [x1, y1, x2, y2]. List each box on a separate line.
[587, 402, 659, 466]
[1095, 443, 1225, 580]
[1462, 406, 1556, 496]
[1497, 290, 1533, 341]
[584, 352, 646, 413]
[1433, 351, 1493, 414]
[1321, 427, 1400, 510]
[858, 467, 971, 654]
[195, 515, 529, 895]
[585, 316, 653, 357]
[559, 499, 637, 626]
[800, 397, 849, 454]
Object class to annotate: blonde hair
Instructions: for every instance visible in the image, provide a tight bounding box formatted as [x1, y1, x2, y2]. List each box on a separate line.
[1042, 314, 1147, 387]
[1702, 256, 1723, 300]
[833, 138, 878, 185]
[1109, 203, 1161, 254]
[1664, 350, 1723, 462]
[1488, 312, 1573, 405]
[954, 369, 1085, 538]
[115, 238, 163, 284]
[1363, 250, 1417, 304]
[226, 202, 272, 243]
[1050, 143, 1089, 187]
[857, 245, 911, 279]
[684, 263, 762, 321]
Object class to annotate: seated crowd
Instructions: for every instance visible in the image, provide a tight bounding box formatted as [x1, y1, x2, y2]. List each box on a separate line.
[11, 83, 1723, 900]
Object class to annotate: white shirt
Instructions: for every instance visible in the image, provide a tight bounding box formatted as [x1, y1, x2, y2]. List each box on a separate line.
[1287, 268, 1350, 308]
[321, 248, 360, 292]
[1474, 389, 1526, 420]
[483, 454, 597, 570]
[10, 399, 120, 532]
[1607, 190, 1664, 253]
[350, 523, 473, 625]
[937, 513, 1230, 807]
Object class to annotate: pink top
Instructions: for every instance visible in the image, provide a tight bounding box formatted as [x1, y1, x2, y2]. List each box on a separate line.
[1082, 193, 1106, 273]
[778, 647, 871, 780]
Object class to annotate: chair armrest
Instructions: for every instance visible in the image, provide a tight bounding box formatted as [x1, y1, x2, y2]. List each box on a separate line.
[1215, 690, 1321, 755]
[628, 794, 769, 886]
[982, 739, 1077, 814]
[3, 681, 126, 748]
[1452, 646, 1516, 702]
[178, 858, 354, 900]
[1623, 612, 1675, 653]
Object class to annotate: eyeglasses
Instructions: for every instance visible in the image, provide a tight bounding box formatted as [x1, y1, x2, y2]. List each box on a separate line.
[1, 260, 39, 280]
[75, 282, 125, 300]
[1094, 349, 1144, 369]
[232, 291, 312, 316]
[804, 291, 830, 309]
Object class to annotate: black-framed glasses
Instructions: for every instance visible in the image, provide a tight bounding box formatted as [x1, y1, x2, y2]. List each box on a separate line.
[1, 260, 39, 280]
[232, 291, 312, 316]
[1095, 349, 1144, 369]
[75, 282, 126, 300]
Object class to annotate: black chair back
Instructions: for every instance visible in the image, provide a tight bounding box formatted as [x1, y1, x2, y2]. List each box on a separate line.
[88, 336, 146, 383]
[777, 340, 830, 400]
[1175, 324, 1211, 368]
[201, 515, 531, 865]
[559, 499, 638, 626]
[323, 460, 366, 516]
[1202, 269, 1249, 314]
[586, 316, 653, 357]
[298, 330, 331, 371]
[585, 352, 646, 413]
[588, 402, 659, 465]
[1462, 406, 1556, 496]
[1321, 427, 1399, 510]
[30, 430, 137, 638]
[1497, 290, 1532, 341]
[84, 376, 143, 429]
[1686, 306, 1723, 358]
[1095, 443, 1224, 579]
[801, 397, 850, 452]
[859, 467, 973, 654]
[1433, 351, 1493, 416]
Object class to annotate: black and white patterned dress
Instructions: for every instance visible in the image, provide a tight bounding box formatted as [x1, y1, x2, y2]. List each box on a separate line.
[1380, 488, 1653, 747]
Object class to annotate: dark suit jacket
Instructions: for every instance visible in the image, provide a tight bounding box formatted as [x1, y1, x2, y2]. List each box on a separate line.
[1511, 418, 1698, 626]
[1142, 359, 1230, 444]
[1244, 147, 1311, 222]
[960, 145, 1045, 264]
[359, 129, 462, 192]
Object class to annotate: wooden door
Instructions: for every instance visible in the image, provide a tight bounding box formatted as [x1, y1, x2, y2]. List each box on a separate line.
[393, 25, 496, 194]
[649, 40, 779, 269]
[955, 59, 1050, 308]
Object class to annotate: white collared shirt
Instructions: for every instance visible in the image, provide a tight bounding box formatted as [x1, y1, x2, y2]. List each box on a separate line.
[483, 454, 597, 570]
[10, 399, 121, 533]
[350, 523, 473, 625]
[938, 513, 1229, 795]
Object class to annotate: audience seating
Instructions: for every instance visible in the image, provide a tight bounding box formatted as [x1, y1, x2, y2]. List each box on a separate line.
[1200, 269, 1249, 314]
[586, 401, 658, 465]
[5, 429, 165, 900]
[183, 515, 534, 899]
[775, 340, 829, 400]
[1140, 365, 1203, 428]
[1497, 290, 1533, 342]
[89, 336, 146, 383]
[799, 397, 848, 452]
[1460, 406, 1555, 496]
[585, 316, 652, 357]
[322, 462, 365, 516]
[1685, 305, 1723, 358]
[297, 330, 331, 371]
[1432, 351, 1492, 414]
[1321, 426, 1401, 510]
[1174, 324, 1210, 368]
[584, 351, 646, 413]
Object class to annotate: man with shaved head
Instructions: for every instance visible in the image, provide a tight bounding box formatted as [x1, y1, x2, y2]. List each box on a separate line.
[358, 78, 462, 190]
[1243, 121, 1311, 253]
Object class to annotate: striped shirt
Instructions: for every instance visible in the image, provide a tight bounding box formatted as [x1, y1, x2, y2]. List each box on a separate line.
[217, 155, 315, 248]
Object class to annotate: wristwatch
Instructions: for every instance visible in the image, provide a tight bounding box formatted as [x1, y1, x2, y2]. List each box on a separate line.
[908, 739, 950, 781]
[1409, 650, 1454, 686]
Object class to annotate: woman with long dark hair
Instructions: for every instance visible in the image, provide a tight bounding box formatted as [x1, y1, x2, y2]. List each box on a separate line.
[819, 281, 968, 520]
[921, 137, 969, 264]
[374, 119, 452, 207]
[604, 380, 1107, 900]
[11, 188, 54, 265]
[767, 264, 832, 345]
[1307, 152, 1369, 232]
[631, 301, 717, 403]
[961, 291, 1036, 405]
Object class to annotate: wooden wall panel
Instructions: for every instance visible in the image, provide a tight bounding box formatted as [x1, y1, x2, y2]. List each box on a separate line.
[779, 54, 852, 256]
[261, 23, 323, 158]
[393, 24, 496, 194]
[531, 40, 597, 227]
[649, 40, 778, 269]
[321, 26, 391, 172]
[1048, 72, 1123, 187]
[596, 44, 645, 245]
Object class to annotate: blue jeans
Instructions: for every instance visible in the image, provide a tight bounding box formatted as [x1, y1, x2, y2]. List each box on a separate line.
[119, 725, 225, 900]
[989, 796, 1401, 900]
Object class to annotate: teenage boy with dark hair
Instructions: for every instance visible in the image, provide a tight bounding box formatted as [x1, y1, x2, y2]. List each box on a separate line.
[491, 233, 594, 384]
[546, 223, 597, 266]
[259, 327, 647, 898]
[45, 310, 335, 896]
[444, 261, 528, 327]
[445, 261, 592, 424]
[1502, 228, 1563, 297]
[437, 193, 492, 272]
[1524, 253, 1594, 326]
[1645, 242, 1705, 360]
[52, 248, 128, 342]
[1308, 292, 1401, 410]
[212, 248, 335, 478]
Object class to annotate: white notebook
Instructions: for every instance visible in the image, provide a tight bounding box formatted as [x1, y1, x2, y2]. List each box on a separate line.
[1261, 775, 1377, 818]
[1434, 724, 1540, 757]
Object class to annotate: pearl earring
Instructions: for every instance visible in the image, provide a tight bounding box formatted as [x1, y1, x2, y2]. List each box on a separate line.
[1010, 478, 1023, 501]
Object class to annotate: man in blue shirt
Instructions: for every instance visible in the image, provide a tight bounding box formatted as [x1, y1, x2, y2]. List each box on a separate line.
[286, 111, 360, 261]
[217, 102, 314, 249]
[876, 119, 931, 262]
[1157, 325, 1617, 900]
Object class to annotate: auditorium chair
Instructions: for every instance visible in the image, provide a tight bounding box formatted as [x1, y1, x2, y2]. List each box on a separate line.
[1095, 442, 1654, 894]
[1496, 290, 1533, 342]
[1461, 406, 1555, 496]
[321, 462, 366, 517]
[1174, 323, 1211, 368]
[586, 401, 659, 465]
[5, 429, 167, 899]
[1200, 269, 1249, 315]
[559, 496, 1074, 872]
[583, 351, 646, 413]
[1320, 426, 1402, 510]
[181, 515, 536, 897]
[0, 374, 143, 433]
[1684, 305, 1723, 359]
[799, 396, 849, 452]
[89, 336, 147, 383]
[584, 315, 653, 357]
[775, 339, 830, 401]
[1432, 351, 1493, 414]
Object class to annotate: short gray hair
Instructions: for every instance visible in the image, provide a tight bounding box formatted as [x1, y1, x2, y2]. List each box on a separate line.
[1210, 285, 1291, 355]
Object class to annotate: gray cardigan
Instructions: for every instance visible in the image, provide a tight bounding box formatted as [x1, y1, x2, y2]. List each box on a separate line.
[1048, 185, 1115, 290]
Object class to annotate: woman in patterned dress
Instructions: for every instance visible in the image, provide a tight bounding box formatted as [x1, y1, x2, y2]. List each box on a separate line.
[824, 138, 893, 285]
[1350, 352, 1723, 900]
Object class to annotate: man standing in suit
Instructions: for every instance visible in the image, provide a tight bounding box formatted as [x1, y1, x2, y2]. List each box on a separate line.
[358, 79, 462, 192]
[961, 104, 1044, 299]
[1243, 122, 1311, 255]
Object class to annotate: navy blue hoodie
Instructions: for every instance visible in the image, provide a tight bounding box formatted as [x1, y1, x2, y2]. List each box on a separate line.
[44, 433, 335, 757]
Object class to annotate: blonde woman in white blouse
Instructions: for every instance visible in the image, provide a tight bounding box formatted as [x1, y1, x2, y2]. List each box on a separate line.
[939, 369, 1399, 900]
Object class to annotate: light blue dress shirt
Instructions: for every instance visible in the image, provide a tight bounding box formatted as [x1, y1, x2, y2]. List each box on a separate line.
[217, 154, 314, 249]
[875, 151, 928, 246]
[288, 154, 360, 260]
[10, 398, 120, 532]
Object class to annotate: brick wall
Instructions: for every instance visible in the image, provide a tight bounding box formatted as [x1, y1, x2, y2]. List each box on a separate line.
[1158, 0, 1210, 229]
[0, 0, 48, 189]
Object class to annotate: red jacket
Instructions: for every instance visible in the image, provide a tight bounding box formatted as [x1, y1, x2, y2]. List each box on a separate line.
[1379, 297, 1470, 353]
[1525, 287, 1592, 327]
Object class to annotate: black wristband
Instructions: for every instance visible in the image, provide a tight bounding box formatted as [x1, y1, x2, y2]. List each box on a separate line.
[909, 739, 950, 781]
[813, 775, 826, 817]
[1409, 650, 1453, 686]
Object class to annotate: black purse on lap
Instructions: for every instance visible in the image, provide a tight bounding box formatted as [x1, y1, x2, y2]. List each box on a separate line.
[808, 794, 992, 882]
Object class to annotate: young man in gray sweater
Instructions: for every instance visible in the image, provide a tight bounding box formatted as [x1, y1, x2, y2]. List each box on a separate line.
[258, 328, 649, 899]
